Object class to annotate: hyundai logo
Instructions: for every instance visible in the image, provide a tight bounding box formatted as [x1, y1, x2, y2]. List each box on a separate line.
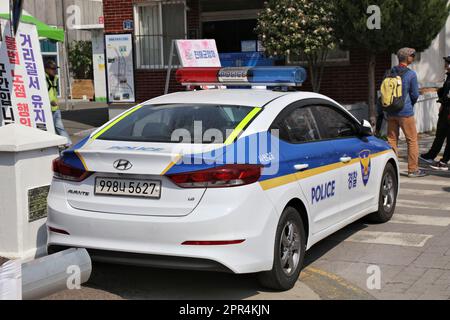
[113, 159, 132, 171]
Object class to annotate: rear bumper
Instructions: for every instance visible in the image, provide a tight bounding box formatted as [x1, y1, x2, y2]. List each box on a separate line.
[47, 245, 232, 273]
[47, 183, 280, 274]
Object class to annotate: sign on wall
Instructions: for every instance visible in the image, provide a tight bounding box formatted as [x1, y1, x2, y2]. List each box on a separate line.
[0, 20, 55, 133]
[105, 34, 135, 103]
[176, 39, 221, 68]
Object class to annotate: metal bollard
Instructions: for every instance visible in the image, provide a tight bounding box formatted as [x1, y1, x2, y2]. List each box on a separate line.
[22, 248, 92, 300]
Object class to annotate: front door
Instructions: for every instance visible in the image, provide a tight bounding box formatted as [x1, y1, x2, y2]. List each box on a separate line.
[312, 105, 378, 219]
[273, 104, 343, 234]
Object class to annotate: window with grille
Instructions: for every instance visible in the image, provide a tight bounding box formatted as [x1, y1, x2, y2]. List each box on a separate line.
[134, 1, 187, 69]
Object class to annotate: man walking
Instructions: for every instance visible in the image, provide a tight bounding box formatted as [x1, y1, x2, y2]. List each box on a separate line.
[419, 56, 450, 171]
[386, 48, 426, 178]
[45, 60, 71, 146]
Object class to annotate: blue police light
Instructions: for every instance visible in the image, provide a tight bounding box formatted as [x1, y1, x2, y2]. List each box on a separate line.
[249, 67, 307, 85]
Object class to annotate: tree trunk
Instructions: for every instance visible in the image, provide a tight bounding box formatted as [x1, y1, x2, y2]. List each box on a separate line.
[307, 50, 328, 93]
[368, 53, 377, 127]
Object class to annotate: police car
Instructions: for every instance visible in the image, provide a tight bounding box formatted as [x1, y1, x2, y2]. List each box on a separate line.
[47, 67, 399, 291]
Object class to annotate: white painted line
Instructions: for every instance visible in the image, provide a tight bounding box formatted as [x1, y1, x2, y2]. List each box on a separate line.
[399, 188, 448, 196]
[390, 214, 450, 227]
[397, 199, 450, 211]
[345, 231, 432, 247]
[399, 178, 450, 187]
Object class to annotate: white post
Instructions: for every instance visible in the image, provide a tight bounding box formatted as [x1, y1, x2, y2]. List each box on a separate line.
[164, 40, 176, 95]
[0, 124, 67, 260]
[0, 260, 22, 300]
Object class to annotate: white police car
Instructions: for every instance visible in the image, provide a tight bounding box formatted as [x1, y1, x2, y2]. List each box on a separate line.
[47, 67, 399, 290]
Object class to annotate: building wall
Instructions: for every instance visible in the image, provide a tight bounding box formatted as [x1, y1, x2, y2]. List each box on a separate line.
[104, 0, 391, 105]
[23, 0, 104, 42]
[302, 51, 392, 104]
[392, 14, 450, 87]
[104, 0, 200, 101]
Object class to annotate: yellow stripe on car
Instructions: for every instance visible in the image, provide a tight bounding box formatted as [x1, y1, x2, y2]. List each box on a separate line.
[224, 107, 262, 145]
[75, 150, 89, 171]
[161, 155, 183, 175]
[259, 150, 392, 191]
[90, 105, 144, 141]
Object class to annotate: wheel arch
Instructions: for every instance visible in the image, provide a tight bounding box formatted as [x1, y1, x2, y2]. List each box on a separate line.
[284, 198, 310, 246]
[386, 157, 400, 189]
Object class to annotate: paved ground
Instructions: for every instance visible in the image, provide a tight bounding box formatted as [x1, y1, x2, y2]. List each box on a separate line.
[304, 134, 450, 300]
[39, 108, 450, 299]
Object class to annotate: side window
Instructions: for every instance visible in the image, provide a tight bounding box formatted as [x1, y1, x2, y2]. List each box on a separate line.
[275, 107, 321, 143]
[312, 105, 358, 139]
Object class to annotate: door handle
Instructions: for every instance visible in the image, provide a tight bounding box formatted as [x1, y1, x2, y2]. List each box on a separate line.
[294, 164, 309, 171]
[340, 156, 352, 164]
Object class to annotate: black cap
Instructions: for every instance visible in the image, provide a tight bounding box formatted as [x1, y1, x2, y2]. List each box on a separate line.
[44, 60, 59, 69]
[444, 56, 450, 63]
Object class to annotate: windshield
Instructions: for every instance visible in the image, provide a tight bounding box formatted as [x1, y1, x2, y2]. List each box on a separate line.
[97, 104, 257, 144]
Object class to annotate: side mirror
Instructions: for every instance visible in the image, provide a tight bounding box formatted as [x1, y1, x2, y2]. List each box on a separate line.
[359, 119, 373, 136]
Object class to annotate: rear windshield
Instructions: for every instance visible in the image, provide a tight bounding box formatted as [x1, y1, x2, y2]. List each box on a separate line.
[97, 104, 256, 144]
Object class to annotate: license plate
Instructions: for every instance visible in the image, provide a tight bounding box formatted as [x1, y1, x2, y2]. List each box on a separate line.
[94, 177, 161, 199]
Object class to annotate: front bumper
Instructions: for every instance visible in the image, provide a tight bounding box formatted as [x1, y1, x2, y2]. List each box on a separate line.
[47, 183, 280, 274]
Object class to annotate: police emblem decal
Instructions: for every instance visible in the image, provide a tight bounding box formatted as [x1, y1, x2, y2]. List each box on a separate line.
[359, 150, 371, 186]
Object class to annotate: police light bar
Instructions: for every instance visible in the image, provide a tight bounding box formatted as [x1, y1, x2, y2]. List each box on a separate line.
[176, 66, 307, 87]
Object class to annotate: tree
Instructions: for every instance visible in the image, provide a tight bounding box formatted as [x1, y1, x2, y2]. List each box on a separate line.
[68, 41, 93, 79]
[255, 0, 335, 92]
[333, 0, 450, 125]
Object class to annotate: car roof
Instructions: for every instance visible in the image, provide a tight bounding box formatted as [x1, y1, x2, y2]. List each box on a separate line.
[143, 89, 329, 108]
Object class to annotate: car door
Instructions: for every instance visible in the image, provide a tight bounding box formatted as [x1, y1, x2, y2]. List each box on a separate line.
[311, 104, 378, 219]
[272, 102, 343, 234]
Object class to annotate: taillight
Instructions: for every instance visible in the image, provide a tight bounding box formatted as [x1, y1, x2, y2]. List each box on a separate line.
[52, 157, 92, 182]
[166, 164, 262, 188]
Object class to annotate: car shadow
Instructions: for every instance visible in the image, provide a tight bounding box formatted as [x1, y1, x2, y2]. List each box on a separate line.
[84, 262, 267, 300]
[80, 220, 371, 300]
[303, 220, 370, 267]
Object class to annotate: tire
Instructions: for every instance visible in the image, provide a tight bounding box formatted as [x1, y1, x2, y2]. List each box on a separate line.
[366, 162, 398, 223]
[258, 207, 306, 291]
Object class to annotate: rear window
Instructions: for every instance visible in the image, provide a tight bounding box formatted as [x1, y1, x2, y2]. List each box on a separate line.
[97, 104, 256, 144]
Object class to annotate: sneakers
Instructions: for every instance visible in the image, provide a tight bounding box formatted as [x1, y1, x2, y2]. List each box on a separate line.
[419, 154, 435, 164]
[430, 161, 449, 171]
[408, 169, 427, 178]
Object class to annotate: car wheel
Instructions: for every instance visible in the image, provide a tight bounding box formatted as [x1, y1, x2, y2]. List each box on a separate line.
[258, 207, 306, 291]
[366, 163, 398, 223]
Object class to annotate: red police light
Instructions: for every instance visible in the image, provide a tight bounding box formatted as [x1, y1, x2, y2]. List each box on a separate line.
[175, 67, 220, 84]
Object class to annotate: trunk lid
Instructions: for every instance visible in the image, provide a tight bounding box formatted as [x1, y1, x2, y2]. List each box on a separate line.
[64, 140, 223, 217]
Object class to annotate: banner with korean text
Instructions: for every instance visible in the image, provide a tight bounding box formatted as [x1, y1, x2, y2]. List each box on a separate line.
[176, 39, 221, 67]
[0, 20, 55, 133]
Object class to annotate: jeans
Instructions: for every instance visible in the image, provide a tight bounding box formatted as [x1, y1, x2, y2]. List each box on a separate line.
[425, 110, 450, 163]
[52, 110, 72, 145]
[387, 116, 419, 173]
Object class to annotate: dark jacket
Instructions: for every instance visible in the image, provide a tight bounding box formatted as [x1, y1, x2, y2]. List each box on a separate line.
[437, 72, 450, 117]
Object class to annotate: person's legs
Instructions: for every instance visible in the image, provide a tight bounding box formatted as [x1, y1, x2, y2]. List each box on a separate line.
[387, 117, 400, 155]
[422, 114, 447, 160]
[52, 110, 72, 145]
[399, 116, 419, 173]
[440, 120, 450, 163]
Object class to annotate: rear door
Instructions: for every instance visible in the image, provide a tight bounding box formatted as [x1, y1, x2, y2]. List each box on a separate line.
[272, 102, 343, 234]
[312, 104, 378, 218]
